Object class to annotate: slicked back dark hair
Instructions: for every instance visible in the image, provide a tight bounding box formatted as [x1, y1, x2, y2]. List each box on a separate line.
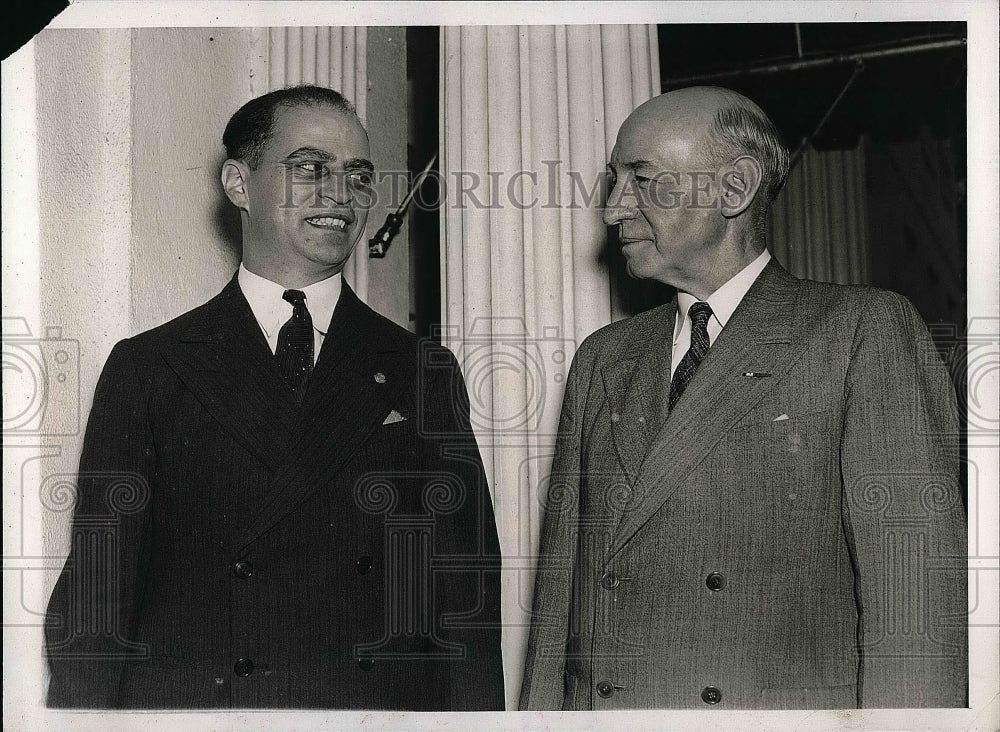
[222, 85, 361, 169]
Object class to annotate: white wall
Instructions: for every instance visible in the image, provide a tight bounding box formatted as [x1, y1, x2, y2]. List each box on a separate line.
[128, 27, 257, 332]
[7, 26, 408, 711]
[33, 26, 408, 564]
[34, 26, 260, 569]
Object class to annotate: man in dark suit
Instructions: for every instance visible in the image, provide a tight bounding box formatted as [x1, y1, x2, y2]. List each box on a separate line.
[520, 86, 967, 710]
[44, 85, 504, 709]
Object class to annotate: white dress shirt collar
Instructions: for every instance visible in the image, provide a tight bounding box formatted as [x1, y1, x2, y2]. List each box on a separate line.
[237, 264, 342, 343]
[674, 249, 772, 346]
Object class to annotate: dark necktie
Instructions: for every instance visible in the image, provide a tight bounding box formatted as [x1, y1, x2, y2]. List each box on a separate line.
[668, 301, 714, 411]
[275, 289, 314, 403]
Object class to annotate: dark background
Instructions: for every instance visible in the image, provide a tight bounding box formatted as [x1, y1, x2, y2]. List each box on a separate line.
[407, 23, 967, 344]
[406, 23, 970, 500]
[5, 11, 968, 347]
[658, 22, 967, 341]
[656, 22, 970, 497]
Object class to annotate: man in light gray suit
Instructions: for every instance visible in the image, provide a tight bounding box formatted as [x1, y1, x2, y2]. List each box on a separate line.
[520, 87, 967, 710]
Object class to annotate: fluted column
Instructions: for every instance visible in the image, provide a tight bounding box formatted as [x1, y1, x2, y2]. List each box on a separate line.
[267, 27, 370, 300]
[439, 25, 659, 702]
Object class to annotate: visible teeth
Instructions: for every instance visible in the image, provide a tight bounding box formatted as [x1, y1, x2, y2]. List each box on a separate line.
[307, 217, 347, 229]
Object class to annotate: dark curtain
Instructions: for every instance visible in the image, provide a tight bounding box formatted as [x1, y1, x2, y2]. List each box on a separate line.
[768, 143, 869, 285]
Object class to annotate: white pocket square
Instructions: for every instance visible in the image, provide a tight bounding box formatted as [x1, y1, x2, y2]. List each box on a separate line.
[773, 413, 790, 422]
[383, 409, 405, 425]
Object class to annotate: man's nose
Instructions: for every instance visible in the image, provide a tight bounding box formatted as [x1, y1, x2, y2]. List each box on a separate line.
[603, 180, 635, 226]
[317, 173, 353, 206]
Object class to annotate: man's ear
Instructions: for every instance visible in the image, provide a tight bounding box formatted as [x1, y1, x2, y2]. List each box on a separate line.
[720, 155, 763, 219]
[220, 159, 251, 211]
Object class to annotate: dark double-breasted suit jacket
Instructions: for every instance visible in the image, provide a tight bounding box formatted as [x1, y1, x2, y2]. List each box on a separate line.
[45, 276, 504, 709]
[520, 260, 967, 710]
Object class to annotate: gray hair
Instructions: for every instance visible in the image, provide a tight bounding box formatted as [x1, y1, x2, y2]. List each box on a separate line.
[704, 100, 789, 239]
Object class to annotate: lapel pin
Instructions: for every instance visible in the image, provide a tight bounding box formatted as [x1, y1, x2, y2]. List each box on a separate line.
[742, 372, 771, 378]
[374, 372, 386, 384]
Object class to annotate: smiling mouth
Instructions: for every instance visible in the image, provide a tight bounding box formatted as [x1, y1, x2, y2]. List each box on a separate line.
[305, 216, 349, 231]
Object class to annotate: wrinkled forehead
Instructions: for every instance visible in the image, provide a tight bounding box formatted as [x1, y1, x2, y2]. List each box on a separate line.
[610, 108, 712, 171]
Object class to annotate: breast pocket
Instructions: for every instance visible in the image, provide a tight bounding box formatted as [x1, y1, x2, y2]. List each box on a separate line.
[367, 415, 414, 447]
[725, 406, 842, 516]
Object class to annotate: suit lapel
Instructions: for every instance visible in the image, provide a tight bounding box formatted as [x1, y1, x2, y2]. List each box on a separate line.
[160, 276, 297, 471]
[602, 302, 676, 479]
[236, 283, 413, 549]
[611, 261, 805, 555]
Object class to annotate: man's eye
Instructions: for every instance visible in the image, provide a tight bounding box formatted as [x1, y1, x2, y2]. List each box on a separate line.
[347, 171, 374, 189]
[293, 162, 326, 177]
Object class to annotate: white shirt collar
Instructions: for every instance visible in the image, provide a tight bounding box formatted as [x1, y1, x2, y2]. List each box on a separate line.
[674, 249, 771, 345]
[237, 264, 342, 339]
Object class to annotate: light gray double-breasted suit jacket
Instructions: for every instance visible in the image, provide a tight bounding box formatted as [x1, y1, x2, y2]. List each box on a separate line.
[520, 259, 966, 710]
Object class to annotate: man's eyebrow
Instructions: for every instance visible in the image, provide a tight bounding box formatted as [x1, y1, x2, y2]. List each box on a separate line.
[282, 147, 336, 161]
[280, 150, 375, 172]
[618, 159, 656, 171]
[344, 157, 375, 172]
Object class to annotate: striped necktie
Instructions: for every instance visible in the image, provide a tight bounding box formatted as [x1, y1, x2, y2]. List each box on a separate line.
[668, 301, 713, 411]
[275, 289, 314, 403]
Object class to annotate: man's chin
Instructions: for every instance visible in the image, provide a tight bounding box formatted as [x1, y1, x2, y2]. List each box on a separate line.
[623, 255, 650, 281]
[310, 233, 362, 266]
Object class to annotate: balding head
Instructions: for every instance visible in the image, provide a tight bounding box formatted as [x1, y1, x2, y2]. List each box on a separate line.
[605, 87, 788, 297]
[627, 87, 788, 220]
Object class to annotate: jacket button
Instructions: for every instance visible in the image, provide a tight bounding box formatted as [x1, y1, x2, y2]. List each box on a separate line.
[596, 680, 615, 698]
[357, 656, 375, 671]
[233, 658, 254, 677]
[706, 572, 725, 591]
[600, 572, 620, 590]
[233, 560, 253, 579]
[355, 556, 373, 575]
[701, 686, 722, 704]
